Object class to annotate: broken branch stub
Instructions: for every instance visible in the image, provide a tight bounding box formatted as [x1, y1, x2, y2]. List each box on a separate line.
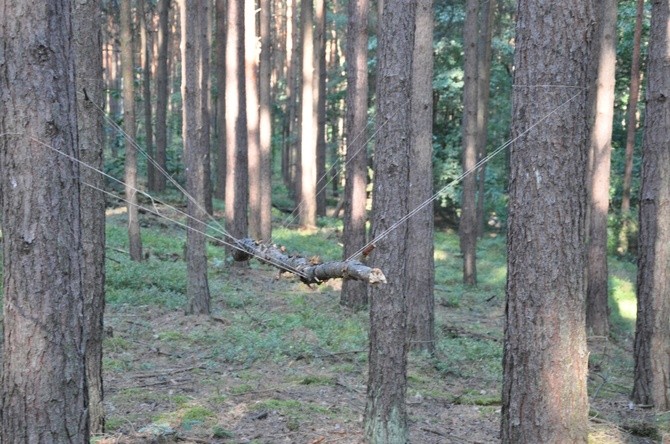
[235, 238, 387, 285]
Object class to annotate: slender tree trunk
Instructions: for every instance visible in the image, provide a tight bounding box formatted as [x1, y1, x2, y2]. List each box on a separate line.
[140, 0, 156, 192]
[619, 0, 645, 254]
[632, 0, 670, 411]
[259, 0, 273, 241]
[364, 1, 416, 441]
[181, 0, 211, 314]
[0, 0, 89, 440]
[283, 0, 299, 190]
[73, 0, 106, 433]
[121, 0, 144, 261]
[226, 0, 250, 259]
[315, 0, 327, 217]
[341, 0, 370, 309]
[407, 0, 435, 353]
[459, 0, 479, 285]
[200, 0, 213, 215]
[154, 0, 170, 192]
[501, 0, 593, 442]
[247, 0, 263, 239]
[215, 0, 227, 199]
[106, 5, 122, 157]
[475, 0, 495, 238]
[586, 0, 616, 337]
[300, 0, 318, 228]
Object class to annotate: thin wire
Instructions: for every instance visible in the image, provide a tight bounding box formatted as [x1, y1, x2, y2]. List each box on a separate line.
[346, 89, 584, 261]
[2, 130, 311, 279]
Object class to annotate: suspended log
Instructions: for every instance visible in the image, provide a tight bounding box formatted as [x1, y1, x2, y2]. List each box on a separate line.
[234, 238, 387, 285]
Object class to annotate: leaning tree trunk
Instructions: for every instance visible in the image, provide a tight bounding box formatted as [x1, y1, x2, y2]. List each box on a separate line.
[0, 0, 89, 440]
[632, 0, 670, 411]
[501, 0, 593, 442]
[364, 0, 416, 442]
[73, 0, 107, 433]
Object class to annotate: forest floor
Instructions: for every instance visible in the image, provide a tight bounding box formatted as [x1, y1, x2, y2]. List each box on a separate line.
[86, 208, 669, 443]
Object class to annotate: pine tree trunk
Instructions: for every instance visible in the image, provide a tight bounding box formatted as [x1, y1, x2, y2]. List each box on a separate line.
[632, 0, 670, 411]
[140, 0, 156, 192]
[406, 0, 435, 353]
[300, 0, 318, 228]
[586, 0, 616, 337]
[199, 0, 213, 215]
[181, 0, 211, 314]
[0, 0, 89, 439]
[315, 0, 327, 217]
[226, 0, 250, 259]
[73, 0, 107, 433]
[459, 0, 479, 286]
[619, 0, 644, 254]
[501, 1, 593, 442]
[215, 0, 227, 199]
[259, 0, 273, 241]
[247, 0, 263, 240]
[121, 0, 143, 261]
[154, 0, 170, 193]
[364, 1, 416, 441]
[475, 0, 495, 238]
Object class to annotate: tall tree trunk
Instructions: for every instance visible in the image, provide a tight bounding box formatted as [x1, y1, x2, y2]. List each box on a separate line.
[364, 1, 416, 441]
[181, 0, 211, 314]
[475, 0, 495, 238]
[154, 0, 170, 192]
[215, 0, 227, 199]
[501, 0, 593, 442]
[247, 0, 263, 239]
[0, 0, 89, 440]
[407, 0, 435, 353]
[140, 0, 156, 192]
[586, 0, 617, 337]
[283, 0, 299, 191]
[121, 0, 144, 261]
[300, 0, 318, 228]
[341, 0, 370, 309]
[619, 0, 645, 254]
[73, 0, 106, 433]
[226, 0, 250, 259]
[459, 0, 479, 285]
[632, 0, 670, 411]
[259, 0, 273, 241]
[200, 0, 213, 215]
[315, 0, 327, 217]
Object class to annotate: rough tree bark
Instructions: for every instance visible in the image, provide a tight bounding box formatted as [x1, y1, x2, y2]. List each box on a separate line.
[459, 0, 479, 285]
[154, 0, 170, 193]
[341, 0, 370, 309]
[0, 0, 89, 440]
[121, 0, 143, 261]
[632, 0, 670, 411]
[225, 0, 250, 259]
[181, 0, 211, 315]
[215, 0, 227, 199]
[501, 0, 593, 442]
[364, 0, 416, 442]
[406, 0, 435, 353]
[73, 0, 107, 433]
[586, 0, 617, 337]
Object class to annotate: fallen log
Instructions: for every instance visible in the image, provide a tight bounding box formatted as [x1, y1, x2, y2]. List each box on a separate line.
[234, 238, 387, 285]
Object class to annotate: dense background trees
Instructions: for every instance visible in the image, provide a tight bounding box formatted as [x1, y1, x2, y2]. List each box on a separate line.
[2, 0, 669, 441]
